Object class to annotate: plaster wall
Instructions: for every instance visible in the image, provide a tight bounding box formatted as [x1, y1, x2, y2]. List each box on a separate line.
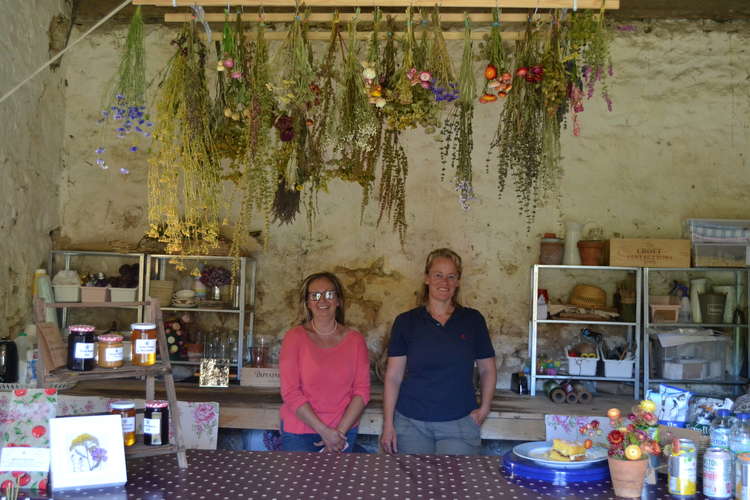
[0, 0, 71, 335]
[59, 19, 750, 386]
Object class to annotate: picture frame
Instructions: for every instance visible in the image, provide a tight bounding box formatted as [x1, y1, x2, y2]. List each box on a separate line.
[49, 415, 127, 491]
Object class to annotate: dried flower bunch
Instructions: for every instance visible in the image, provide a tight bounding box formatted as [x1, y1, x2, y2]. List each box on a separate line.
[585, 401, 660, 461]
[200, 266, 232, 287]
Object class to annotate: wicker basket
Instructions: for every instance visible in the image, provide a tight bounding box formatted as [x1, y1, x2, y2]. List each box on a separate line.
[149, 280, 175, 307]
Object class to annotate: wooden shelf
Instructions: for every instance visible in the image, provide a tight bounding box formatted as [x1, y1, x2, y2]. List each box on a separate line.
[47, 363, 171, 382]
[136, 0, 619, 8]
[125, 440, 182, 459]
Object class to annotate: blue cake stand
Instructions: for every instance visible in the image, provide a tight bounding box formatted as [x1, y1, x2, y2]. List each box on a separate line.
[502, 450, 610, 485]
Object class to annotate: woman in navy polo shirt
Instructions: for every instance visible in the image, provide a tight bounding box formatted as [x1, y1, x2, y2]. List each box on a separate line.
[380, 248, 496, 455]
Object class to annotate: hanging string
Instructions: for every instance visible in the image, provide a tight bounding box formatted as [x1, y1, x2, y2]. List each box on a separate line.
[0, 0, 133, 106]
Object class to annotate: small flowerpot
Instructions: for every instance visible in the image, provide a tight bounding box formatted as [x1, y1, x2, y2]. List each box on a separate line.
[578, 240, 606, 266]
[608, 457, 648, 498]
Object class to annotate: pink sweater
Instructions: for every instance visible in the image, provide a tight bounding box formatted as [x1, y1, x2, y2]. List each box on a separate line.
[279, 325, 371, 434]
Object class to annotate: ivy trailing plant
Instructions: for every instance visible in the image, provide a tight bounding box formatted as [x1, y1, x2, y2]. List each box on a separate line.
[94, 5, 152, 175]
[440, 16, 477, 210]
[229, 21, 277, 262]
[486, 15, 547, 228]
[148, 23, 223, 256]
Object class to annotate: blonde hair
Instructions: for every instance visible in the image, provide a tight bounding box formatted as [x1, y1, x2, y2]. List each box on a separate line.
[420, 248, 462, 306]
[299, 272, 346, 324]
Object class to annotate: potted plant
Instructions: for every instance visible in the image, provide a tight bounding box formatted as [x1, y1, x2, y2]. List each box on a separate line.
[592, 401, 660, 498]
[199, 266, 232, 302]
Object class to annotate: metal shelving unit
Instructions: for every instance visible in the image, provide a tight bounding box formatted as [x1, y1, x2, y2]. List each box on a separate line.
[48, 250, 146, 329]
[529, 265, 642, 399]
[145, 255, 256, 384]
[643, 267, 750, 396]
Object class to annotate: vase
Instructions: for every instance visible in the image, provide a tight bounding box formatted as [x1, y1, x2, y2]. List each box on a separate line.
[578, 240, 606, 266]
[211, 285, 221, 301]
[608, 457, 648, 498]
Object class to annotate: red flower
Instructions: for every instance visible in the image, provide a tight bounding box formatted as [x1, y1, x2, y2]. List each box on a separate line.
[44, 388, 57, 395]
[590, 420, 600, 429]
[18, 473, 30, 487]
[627, 423, 636, 432]
[13, 389, 27, 397]
[6, 443, 16, 447]
[38, 478, 48, 491]
[32, 425, 46, 439]
[608, 430, 624, 445]
[11, 471, 23, 478]
[1, 480, 12, 491]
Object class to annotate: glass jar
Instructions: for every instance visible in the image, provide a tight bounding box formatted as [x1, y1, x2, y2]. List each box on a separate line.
[144, 400, 169, 446]
[67, 324, 96, 371]
[97, 334, 124, 368]
[131, 323, 158, 366]
[110, 400, 136, 446]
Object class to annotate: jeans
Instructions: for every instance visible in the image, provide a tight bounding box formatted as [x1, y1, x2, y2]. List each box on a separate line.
[394, 411, 481, 455]
[280, 421, 358, 452]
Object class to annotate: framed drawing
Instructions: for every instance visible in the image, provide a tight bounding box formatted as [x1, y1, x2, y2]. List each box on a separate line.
[49, 415, 126, 490]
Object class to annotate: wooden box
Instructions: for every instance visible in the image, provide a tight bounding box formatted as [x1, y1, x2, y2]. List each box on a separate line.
[240, 367, 280, 388]
[607, 239, 691, 268]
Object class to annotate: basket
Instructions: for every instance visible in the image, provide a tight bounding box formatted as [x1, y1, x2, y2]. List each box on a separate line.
[149, 280, 175, 308]
[80, 286, 108, 302]
[604, 359, 634, 378]
[569, 285, 606, 309]
[566, 348, 598, 376]
[110, 287, 138, 302]
[52, 284, 80, 302]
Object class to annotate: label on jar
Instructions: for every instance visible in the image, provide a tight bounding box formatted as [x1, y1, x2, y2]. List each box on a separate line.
[143, 417, 160, 435]
[105, 347, 124, 362]
[121, 416, 135, 433]
[74, 343, 95, 359]
[135, 339, 157, 354]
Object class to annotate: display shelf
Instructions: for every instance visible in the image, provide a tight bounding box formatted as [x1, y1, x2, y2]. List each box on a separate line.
[34, 298, 188, 468]
[146, 254, 256, 384]
[125, 441, 179, 459]
[643, 267, 750, 397]
[528, 264, 642, 399]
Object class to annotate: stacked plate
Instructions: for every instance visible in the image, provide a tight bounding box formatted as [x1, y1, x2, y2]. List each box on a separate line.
[172, 290, 197, 308]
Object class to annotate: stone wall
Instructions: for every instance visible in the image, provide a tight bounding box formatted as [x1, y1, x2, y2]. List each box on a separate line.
[0, 0, 72, 335]
[57, 19, 750, 386]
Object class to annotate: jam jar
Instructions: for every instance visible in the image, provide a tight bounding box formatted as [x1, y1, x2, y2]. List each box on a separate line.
[67, 324, 96, 371]
[144, 400, 169, 445]
[97, 334, 124, 368]
[110, 400, 136, 446]
[131, 323, 158, 366]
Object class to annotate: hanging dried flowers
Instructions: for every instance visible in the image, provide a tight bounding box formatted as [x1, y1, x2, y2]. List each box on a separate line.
[95, 6, 151, 175]
[427, 8, 458, 104]
[147, 24, 223, 256]
[486, 16, 548, 227]
[229, 21, 277, 262]
[479, 8, 511, 103]
[440, 16, 477, 210]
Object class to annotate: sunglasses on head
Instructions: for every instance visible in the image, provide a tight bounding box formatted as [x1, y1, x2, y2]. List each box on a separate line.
[308, 290, 337, 301]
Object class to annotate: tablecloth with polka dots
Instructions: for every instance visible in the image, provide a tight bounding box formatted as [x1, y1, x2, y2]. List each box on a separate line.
[38, 450, 712, 499]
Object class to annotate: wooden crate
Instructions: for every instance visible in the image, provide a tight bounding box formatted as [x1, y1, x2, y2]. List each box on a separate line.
[607, 239, 691, 268]
[240, 367, 280, 388]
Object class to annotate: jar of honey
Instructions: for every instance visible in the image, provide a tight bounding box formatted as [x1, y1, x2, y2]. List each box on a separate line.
[110, 400, 136, 446]
[131, 322, 158, 366]
[144, 400, 170, 446]
[67, 324, 96, 371]
[97, 334, 124, 368]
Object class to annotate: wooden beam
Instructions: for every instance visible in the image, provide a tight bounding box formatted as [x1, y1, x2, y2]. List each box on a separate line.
[204, 30, 524, 40]
[165, 12, 551, 23]
[135, 0, 619, 9]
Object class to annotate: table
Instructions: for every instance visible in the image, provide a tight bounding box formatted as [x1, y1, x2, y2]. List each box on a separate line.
[40, 450, 706, 499]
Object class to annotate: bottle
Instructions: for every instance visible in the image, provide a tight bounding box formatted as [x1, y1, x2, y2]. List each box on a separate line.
[679, 295, 691, 323]
[730, 413, 750, 457]
[710, 409, 732, 450]
[537, 294, 548, 320]
[14, 332, 34, 384]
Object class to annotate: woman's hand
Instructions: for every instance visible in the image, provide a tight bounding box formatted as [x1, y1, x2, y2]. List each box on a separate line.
[469, 407, 490, 426]
[314, 426, 347, 452]
[380, 425, 398, 454]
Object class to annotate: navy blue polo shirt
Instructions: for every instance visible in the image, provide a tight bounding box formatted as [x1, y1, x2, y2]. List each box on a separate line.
[388, 306, 495, 422]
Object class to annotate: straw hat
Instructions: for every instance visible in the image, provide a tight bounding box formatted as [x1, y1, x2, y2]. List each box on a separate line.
[569, 284, 607, 309]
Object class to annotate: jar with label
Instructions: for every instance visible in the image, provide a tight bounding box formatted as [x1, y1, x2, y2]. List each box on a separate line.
[144, 400, 169, 446]
[67, 324, 96, 371]
[110, 400, 136, 446]
[131, 323, 158, 366]
[97, 334, 124, 368]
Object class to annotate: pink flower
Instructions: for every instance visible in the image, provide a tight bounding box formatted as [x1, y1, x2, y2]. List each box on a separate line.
[194, 403, 216, 425]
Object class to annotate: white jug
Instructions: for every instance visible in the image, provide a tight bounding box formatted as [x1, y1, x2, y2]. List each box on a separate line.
[563, 221, 594, 266]
[690, 278, 709, 323]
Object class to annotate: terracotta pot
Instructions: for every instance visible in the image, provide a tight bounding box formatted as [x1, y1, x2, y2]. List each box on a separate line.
[608, 457, 648, 498]
[578, 240, 606, 266]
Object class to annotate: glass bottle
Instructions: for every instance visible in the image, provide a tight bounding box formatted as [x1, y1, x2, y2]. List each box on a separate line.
[710, 409, 732, 450]
[730, 413, 750, 457]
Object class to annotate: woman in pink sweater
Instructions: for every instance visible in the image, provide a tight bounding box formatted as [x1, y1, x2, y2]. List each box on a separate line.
[279, 272, 371, 452]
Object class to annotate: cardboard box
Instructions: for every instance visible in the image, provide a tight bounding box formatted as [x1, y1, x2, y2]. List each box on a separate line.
[607, 239, 691, 268]
[240, 367, 280, 388]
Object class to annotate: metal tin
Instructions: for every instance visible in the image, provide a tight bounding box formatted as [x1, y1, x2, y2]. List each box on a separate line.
[736, 452, 750, 500]
[703, 447, 732, 498]
[668, 438, 697, 496]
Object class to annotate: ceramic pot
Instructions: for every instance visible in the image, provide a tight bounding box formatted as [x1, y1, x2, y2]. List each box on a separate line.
[578, 240, 606, 266]
[608, 457, 648, 498]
